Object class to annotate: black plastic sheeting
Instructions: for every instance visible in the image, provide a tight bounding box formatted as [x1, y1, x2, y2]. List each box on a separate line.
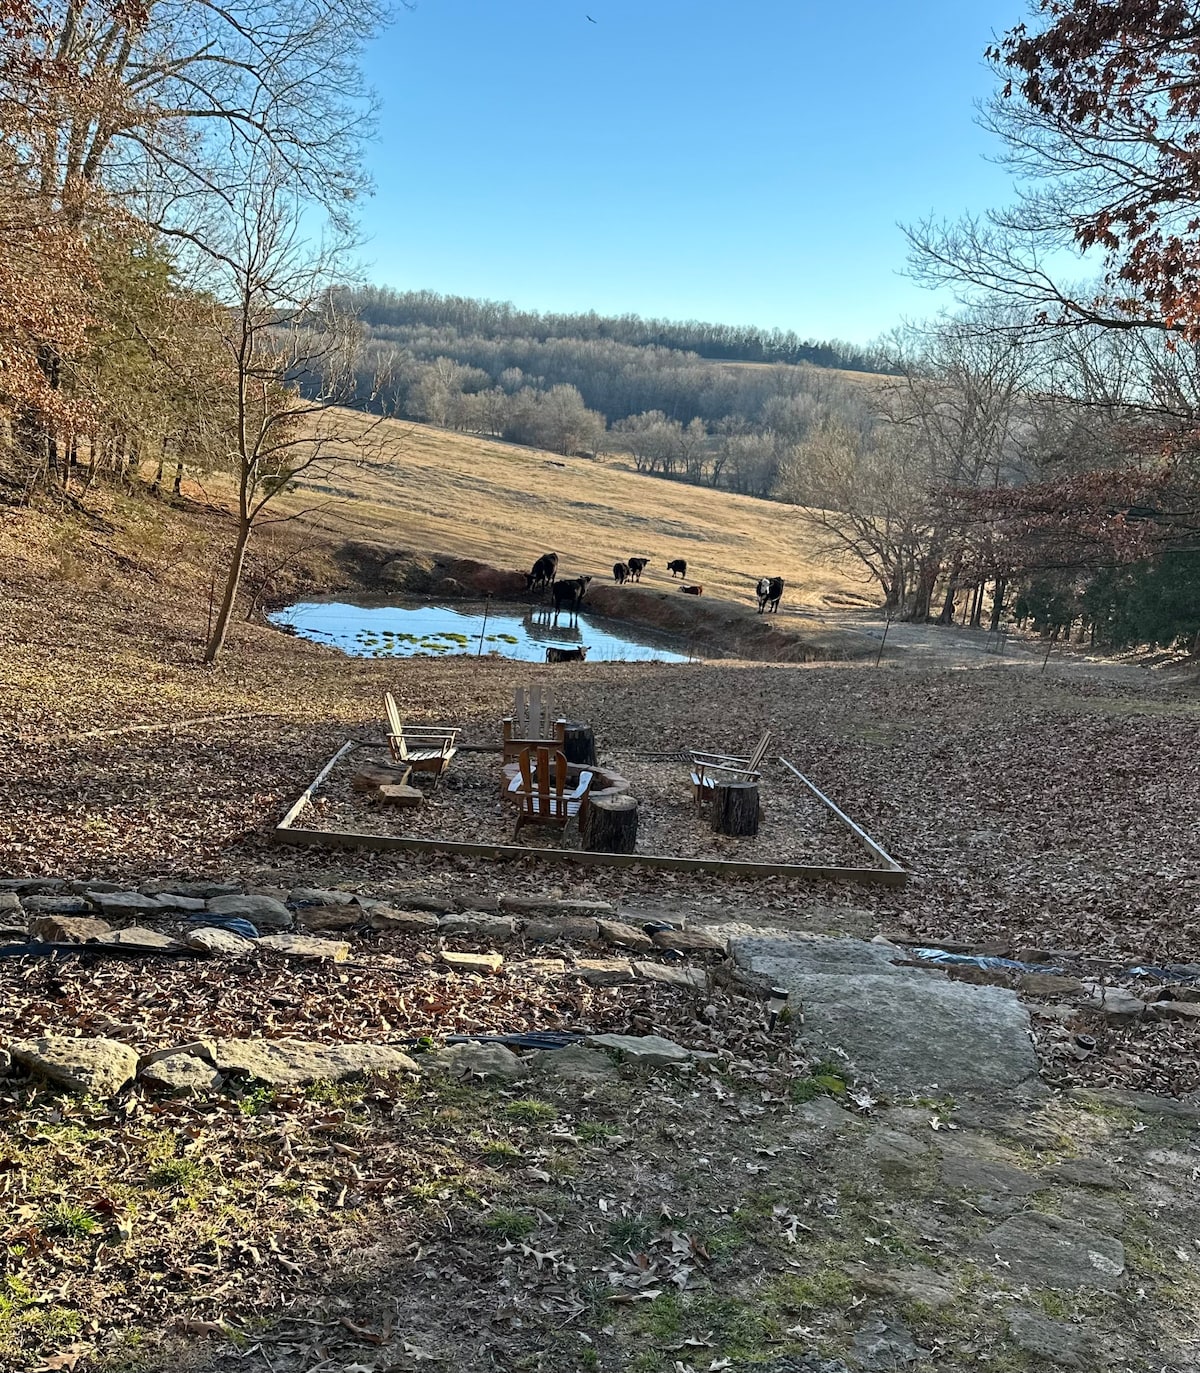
[435, 1031, 582, 1051]
[0, 940, 201, 960]
[911, 946, 1200, 985]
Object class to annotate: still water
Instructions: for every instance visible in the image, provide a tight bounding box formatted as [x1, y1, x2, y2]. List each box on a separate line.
[269, 598, 692, 663]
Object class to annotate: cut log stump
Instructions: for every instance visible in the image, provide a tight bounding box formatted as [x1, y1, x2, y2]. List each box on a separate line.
[562, 721, 597, 766]
[710, 780, 760, 836]
[353, 762, 413, 792]
[581, 793, 639, 853]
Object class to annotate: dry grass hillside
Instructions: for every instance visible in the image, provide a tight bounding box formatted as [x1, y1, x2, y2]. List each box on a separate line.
[286, 410, 868, 612]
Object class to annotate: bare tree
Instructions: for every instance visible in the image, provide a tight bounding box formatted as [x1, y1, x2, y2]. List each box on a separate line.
[199, 148, 389, 664]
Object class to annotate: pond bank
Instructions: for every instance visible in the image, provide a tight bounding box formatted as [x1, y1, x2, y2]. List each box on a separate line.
[331, 542, 871, 663]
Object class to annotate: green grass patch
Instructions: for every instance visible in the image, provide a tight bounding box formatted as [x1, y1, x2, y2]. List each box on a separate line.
[503, 1099, 558, 1125]
[42, 1201, 100, 1238]
[483, 1208, 537, 1240]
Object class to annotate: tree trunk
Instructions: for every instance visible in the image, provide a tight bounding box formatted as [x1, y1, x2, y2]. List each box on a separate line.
[710, 780, 760, 837]
[151, 434, 167, 494]
[173, 456, 185, 497]
[561, 722, 597, 766]
[204, 520, 253, 664]
[581, 794, 638, 853]
[989, 577, 1006, 632]
[970, 581, 984, 627]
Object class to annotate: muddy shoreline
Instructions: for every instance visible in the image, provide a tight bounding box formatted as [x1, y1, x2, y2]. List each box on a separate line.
[284, 541, 873, 664]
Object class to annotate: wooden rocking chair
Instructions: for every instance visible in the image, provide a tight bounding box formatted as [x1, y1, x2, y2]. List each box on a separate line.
[501, 685, 567, 762]
[508, 747, 593, 839]
[690, 730, 772, 810]
[382, 691, 459, 788]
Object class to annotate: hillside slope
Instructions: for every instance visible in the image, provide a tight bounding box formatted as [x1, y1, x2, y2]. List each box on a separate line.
[288, 410, 867, 613]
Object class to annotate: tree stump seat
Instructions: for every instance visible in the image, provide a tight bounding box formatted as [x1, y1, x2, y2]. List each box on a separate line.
[710, 779, 760, 836]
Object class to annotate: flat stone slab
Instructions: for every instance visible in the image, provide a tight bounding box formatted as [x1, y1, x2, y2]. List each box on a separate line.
[426, 1042, 526, 1079]
[851, 1314, 923, 1371]
[288, 887, 357, 906]
[108, 926, 185, 951]
[938, 1135, 1049, 1210]
[499, 895, 615, 916]
[139, 1051, 222, 1092]
[295, 907, 361, 931]
[573, 958, 634, 985]
[440, 950, 503, 975]
[596, 919, 654, 952]
[144, 892, 207, 914]
[370, 907, 440, 933]
[10, 1036, 140, 1096]
[259, 933, 350, 962]
[509, 958, 567, 977]
[184, 926, 257, 957]
[634, 962, 709, 992]
[651, 928, 728, 955]
[205, 1038, 418, 1086]
[734, 934, 1038, 1095]
[586, 1033, 691, 1068]
[207, 894, 293, 930]
[22, 896, 95, 914]
[1008, 1310, 1115, 1368]
[88, 891, 170, 917]
[980, 1212, 1125, 1289]
[439, 912, 518, 940]
[529, 1045, 619, 1082]
[142, 880, 242, 899]
[734, 934, 906, 979]
[28, 915, 115, 943]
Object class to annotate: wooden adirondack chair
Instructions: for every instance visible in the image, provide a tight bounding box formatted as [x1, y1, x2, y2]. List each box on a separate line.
[382, 692, 459, 788]
[508, 747, 593, 839]
[501, 685, 566, 762]
[690, 730, 772, 809]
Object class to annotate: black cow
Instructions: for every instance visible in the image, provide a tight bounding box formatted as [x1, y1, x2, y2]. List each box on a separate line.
[552, 574, 591, 622]
[546, 645, 589, 663]
[667, 558, 687, 578]
[626, 556, 650, 581]
[525, 551, 558, 593]
[756, 576, 784, 613]
[613, 561, 629, 584]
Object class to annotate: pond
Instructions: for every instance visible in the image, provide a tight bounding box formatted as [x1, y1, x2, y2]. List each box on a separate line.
[268, 598, 693, 663]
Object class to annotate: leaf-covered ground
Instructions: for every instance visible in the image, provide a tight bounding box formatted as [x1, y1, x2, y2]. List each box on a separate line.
[3, 496, 1200, 1371]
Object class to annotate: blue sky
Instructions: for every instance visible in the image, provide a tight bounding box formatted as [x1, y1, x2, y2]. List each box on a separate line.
[358, 0, 1029, 345]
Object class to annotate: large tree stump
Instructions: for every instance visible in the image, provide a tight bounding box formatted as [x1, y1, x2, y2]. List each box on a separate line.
[710, 780, 760, 836]
[581, 793, 639, 853]
[561, 721, 597, 766]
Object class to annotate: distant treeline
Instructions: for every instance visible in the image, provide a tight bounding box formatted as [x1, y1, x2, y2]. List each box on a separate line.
[331, 287, 880, 498]
[338, 288, 888, 372]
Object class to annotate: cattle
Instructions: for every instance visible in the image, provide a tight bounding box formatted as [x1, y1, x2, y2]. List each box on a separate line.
[667, 558, 687, 578]
[680, 584, 702, 595]
[525, 552, 558, 593]
[613, 561, 629, 584]
[552, 574, 591, 622]
[546, 645, 589, 663]
[626, 556, 650, 581]
[756, 576, 784, 613]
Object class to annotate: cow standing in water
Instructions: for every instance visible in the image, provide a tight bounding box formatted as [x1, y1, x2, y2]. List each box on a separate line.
[626, 556, 650, 581]
[756, 576, 784, 613]
[526, 552, 558, 593]
[552, 575, 591, 623]
[613, 561, 629, 584]
[667, 558, 687, 578]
